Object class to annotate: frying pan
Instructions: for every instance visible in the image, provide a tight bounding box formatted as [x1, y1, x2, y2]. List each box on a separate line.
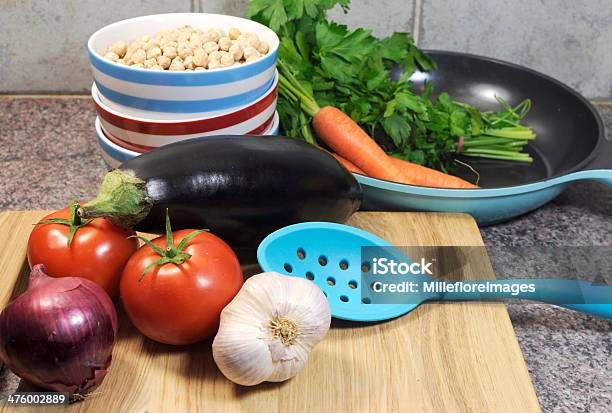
[358, 50, 611, 225]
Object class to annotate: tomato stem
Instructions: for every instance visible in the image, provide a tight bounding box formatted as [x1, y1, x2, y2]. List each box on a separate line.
[36, 201, 93, 247]
[135, 210, 204, 281]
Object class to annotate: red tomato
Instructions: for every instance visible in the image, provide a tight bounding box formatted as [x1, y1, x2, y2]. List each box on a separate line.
[120, 229, 243, 345]
[27, 207, 138, 298]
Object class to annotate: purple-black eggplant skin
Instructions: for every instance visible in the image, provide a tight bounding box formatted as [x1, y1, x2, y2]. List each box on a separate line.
[120, 136, 362, 247]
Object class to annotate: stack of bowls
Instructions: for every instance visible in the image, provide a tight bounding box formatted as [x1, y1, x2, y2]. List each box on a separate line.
[87, 13, 280, 167]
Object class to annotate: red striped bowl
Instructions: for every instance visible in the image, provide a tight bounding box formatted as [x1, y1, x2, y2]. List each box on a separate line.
[99, 111, 279, 155]
[91, 71, 278, 147]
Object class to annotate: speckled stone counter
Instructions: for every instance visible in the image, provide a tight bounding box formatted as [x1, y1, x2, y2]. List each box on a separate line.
[0, 97, 610, 412]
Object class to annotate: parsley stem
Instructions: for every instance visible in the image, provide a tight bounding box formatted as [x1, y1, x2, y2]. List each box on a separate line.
[463, 148, 533, 158]
[278, 74, 320, 116]
[461, 152, 534, 162]
[461, 138, 528, 148]
[482, 129, 536, 139]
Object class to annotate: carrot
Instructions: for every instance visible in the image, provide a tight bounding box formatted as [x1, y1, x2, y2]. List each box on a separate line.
[280, 72, 478, 189]
[331, 153, 365, 174]
[312, 106, 405, 182]
[387, 156, 478, 188]
[316, 145, 366, 174]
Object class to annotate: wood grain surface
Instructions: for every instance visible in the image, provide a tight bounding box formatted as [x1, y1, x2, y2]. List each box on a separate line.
[0, 211, 540, 413]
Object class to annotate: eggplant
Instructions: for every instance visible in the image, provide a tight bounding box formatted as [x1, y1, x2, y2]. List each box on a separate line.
[82, 136, 362, 249]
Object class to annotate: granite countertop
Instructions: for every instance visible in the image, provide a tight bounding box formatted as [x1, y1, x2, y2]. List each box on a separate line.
[0, 97, 610, 412]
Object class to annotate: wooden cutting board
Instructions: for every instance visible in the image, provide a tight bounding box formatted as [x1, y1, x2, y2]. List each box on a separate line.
[0, 211, 540, 413]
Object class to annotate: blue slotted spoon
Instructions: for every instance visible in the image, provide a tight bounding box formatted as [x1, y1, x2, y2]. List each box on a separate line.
[257, 222, 418, 322]
[257, 222, 612, 321]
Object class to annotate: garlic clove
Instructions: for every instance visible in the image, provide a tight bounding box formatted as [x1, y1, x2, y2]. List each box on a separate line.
[212, 272, 331, 386]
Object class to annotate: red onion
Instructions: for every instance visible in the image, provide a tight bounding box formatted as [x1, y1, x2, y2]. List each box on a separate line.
[0, 264, 118, 395]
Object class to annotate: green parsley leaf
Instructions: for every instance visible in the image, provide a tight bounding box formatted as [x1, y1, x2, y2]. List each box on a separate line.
[382, 112, 411, 147]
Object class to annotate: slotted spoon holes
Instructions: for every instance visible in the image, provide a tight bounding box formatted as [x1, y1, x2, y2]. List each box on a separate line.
[280, 247, 363, 306]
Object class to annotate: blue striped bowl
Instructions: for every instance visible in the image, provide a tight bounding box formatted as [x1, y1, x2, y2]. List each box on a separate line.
[88, 13, 278, 114]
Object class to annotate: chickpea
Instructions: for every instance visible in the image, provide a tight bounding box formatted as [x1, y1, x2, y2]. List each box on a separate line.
[218, 37, 232, 52]
[238, 33, 259, 49]
[203, 41, 219, 54]
[245, 55, 259, 63]
[178, 46, 193, 60]
[184, 55, 195, 70]
[104, 51, 119, 62]
[143, 58, 157, 68]
[146, 46, 162, 60]
[188, 35, 203, 49]
[162, 46, 178, 60]
[214, 28, 226, 38]
[208, 50, 223, 62]
[207, 59, 221, 70]
[116, 58, 126, 65]
[169, 57, 185, 71]
[243, 46, 259, 60]
[157, 55, 172, 69]
[128, 40, 143, 51]
[257, 41, 269, 55]
[138, 35, 151, 43]
[194, 66, 206, 71]
[199, 31, 212, 43]
[177, 31, 190, 43]
[207, 29, 220, 43]
[143, 40, 159, 51]
[220, 52, 234, 67]
[107, 41, 127, 58]
[131, 63, 144, 68]
[151, 64, 164, 70]
[123, 49, 134, 62]
[158, 36, 170, 48]
[193, 48, 208, 67]
[228, 27, 241, 40]
[131, 49, 146, 64]
[228, 43, 243, 61]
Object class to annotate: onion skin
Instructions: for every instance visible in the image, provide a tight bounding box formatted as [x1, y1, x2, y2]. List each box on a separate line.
[0, 265, 118, 395]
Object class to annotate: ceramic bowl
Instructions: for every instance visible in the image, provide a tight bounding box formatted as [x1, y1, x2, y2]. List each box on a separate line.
[88, 13, 278, 113]
[96, 112, 280, 168]
[92, 71, 277, 147]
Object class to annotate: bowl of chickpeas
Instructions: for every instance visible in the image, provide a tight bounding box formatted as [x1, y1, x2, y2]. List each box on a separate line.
[87, 13, 278, 114]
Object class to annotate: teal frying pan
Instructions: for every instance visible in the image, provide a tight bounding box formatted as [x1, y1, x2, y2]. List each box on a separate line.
[358, 51, 611, 225]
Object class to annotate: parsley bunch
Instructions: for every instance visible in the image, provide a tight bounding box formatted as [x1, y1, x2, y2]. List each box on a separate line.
[247, 0, 535, 172]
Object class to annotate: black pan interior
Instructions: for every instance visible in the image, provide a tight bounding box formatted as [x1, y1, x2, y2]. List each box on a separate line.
[394, 51, 603, 188]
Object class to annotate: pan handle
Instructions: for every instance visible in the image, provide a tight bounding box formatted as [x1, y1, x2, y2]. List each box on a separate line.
[585, 136, 612, 170]
[562, 137, 612, 186]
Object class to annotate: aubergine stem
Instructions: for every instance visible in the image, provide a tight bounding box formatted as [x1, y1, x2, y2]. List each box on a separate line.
[80, 169, 152, 228]
[37, 201, 93, 246]
[133, 210, 205, 281]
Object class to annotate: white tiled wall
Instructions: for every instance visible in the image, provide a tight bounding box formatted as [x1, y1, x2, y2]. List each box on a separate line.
[2, 0, 610, 98]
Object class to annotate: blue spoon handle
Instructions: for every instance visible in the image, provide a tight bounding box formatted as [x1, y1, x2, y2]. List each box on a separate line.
[439, 279, 612, 319]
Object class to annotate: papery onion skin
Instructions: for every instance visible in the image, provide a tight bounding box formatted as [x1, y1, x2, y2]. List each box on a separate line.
[0, 264, 118, 395]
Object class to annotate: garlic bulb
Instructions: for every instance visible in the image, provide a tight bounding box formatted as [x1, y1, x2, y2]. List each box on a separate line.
[212, 272, 331, 386]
